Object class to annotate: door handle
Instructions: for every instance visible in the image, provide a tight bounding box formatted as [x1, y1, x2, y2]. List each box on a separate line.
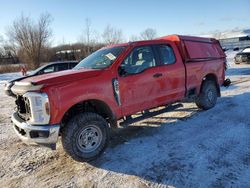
[153, 73, 163, 78]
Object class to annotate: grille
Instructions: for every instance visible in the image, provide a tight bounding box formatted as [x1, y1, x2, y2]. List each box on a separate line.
[15, 96, 31, 121]
[235, 55, 241, 61]
[241, 55, 248, 62]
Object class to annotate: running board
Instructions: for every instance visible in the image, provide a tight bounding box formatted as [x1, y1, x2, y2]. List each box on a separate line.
[120, 103, 183, 127]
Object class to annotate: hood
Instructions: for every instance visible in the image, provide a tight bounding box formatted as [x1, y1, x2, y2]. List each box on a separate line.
[9, 73, 36, 83]
[236, 52, 250, 56]
[20, 68, 103, 86]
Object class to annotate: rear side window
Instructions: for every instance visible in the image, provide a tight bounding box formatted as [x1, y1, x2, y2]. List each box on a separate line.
[57, 63, 69, 71]
[157, 45, 176, 65]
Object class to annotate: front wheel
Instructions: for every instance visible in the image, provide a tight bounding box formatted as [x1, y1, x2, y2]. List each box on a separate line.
[61, 112, 109, 162]
[195, 80, 218, 110]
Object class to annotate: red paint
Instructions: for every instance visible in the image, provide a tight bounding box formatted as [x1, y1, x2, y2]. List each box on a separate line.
[21, 35, 226, 125]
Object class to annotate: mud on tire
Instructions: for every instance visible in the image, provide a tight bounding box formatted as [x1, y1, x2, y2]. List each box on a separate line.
[61, 112, 109, 162]
[195, 80, 218, 110]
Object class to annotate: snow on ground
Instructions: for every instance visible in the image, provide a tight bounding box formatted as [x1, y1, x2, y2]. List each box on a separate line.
[0, 52, 250, 187]
[0, 72, 21, 84]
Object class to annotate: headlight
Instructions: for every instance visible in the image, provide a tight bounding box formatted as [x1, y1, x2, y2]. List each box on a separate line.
[23, 92, 50, 125]
[4, 82, 13, 90]
[34, 96, 43, 107]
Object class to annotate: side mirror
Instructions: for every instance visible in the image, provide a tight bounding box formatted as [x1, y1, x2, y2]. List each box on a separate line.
[118, 65, 128, 77]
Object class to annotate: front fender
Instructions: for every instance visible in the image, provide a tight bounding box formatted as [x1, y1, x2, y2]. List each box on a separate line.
[44, 83, 121, 125]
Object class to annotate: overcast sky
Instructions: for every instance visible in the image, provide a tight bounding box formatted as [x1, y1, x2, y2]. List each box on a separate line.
[0, 0, 249, 45]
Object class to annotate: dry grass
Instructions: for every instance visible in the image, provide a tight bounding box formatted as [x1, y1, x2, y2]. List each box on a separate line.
[0, 64, 21, 74]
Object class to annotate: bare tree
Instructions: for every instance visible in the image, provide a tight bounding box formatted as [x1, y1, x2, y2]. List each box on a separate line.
[7, 13, 52, 68]
[78, 18, 100, 56]
[140, 28, 157, 40]
[102, 25, 123, 44]
[129, 35, 140, 42]
[212, 30, 222, 39]
[84, 18, 91, 54]
[0, 35, 4, 56]
[0, 35, 19, 63]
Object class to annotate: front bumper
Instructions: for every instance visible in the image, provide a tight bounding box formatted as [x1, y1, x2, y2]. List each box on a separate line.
[235, 60, 250, 64]
[234, 57, 250, 64]
[11, 112, 60, 145]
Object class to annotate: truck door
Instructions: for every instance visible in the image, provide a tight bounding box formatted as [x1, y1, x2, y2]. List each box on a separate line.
[153, 44, 186, 104]
[117, 45, 162, 116]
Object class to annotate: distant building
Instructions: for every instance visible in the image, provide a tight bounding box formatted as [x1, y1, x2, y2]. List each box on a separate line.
[219, 35, 250, 50]
[0, 52, 19, 65]
[201, 29, 250, 50]
[218, 29, 250, 50]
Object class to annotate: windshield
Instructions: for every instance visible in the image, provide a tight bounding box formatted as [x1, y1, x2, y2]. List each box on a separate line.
[32, 64, 48, 74]
[74, 46, 125, 70]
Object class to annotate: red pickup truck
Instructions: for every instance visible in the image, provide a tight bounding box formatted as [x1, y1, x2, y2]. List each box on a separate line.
[11, 35, 227, 161]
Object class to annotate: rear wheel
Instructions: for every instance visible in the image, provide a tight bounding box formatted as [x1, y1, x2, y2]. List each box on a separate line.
[195, 80, 218, 110]
[62, 112, 109, 162]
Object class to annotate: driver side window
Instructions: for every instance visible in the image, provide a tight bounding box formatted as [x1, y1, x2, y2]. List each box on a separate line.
[120, 46, 156, 75]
